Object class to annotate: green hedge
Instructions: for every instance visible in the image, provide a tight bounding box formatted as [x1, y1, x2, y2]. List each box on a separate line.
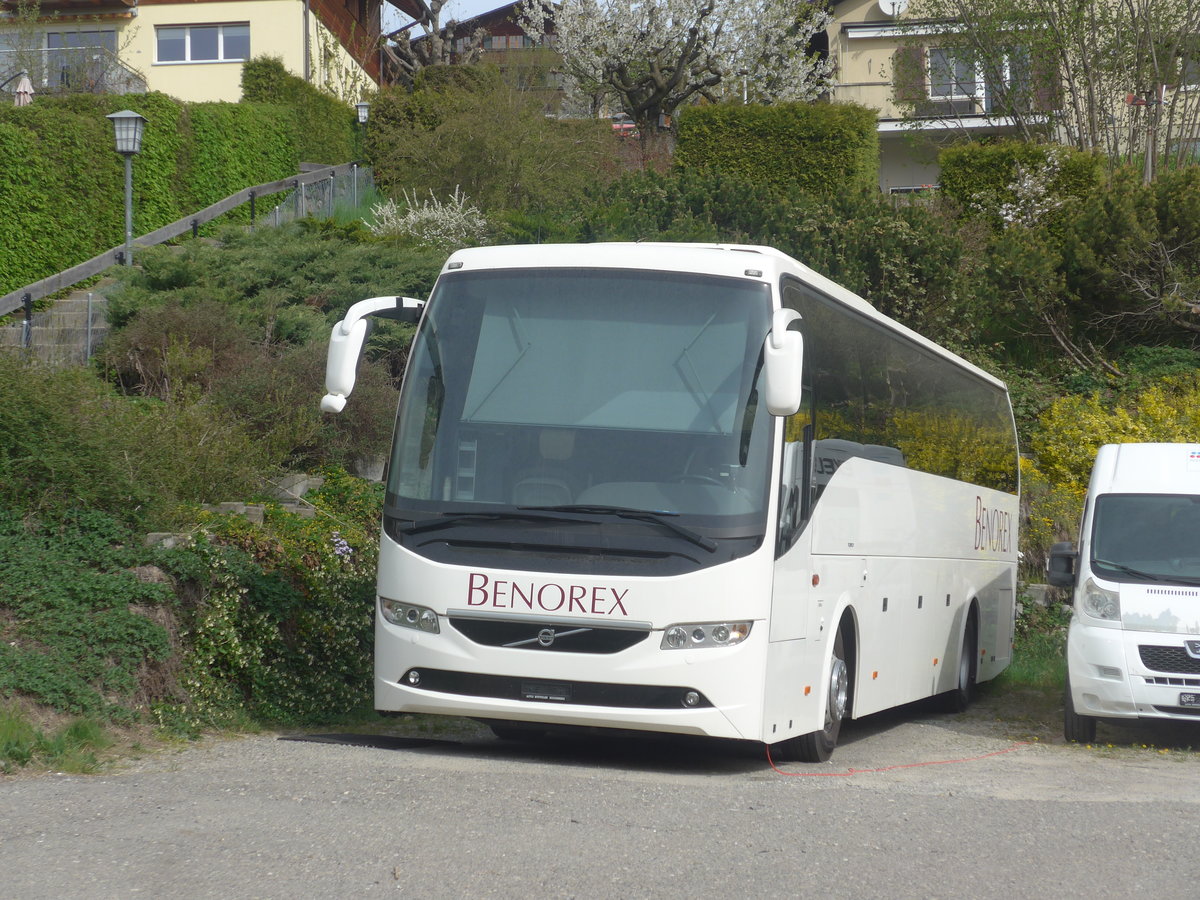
[0, 85, 344, 297]
[675, 102, 880, 194]
[242, 56, 355, 165]
[939, 140, 1104, 219]
[180, 102, 297, 213]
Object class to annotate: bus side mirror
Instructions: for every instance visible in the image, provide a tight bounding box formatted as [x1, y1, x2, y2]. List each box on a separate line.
[321, 296, 424, 413]
[1046, 541, 1078, 588]
[764, 308, 804, 416]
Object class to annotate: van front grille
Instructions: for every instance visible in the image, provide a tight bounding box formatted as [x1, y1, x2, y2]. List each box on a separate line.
[1139, 645, 1200, 675]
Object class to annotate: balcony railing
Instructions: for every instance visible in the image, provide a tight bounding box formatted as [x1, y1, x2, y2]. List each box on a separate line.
[0, 46, 146, 97]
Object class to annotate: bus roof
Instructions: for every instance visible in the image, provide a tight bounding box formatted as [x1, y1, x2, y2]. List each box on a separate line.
[441, 243, 1007, 392]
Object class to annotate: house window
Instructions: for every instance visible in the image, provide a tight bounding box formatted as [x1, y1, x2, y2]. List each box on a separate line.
[156, 24, 250, 63]
[928, 48, 978, 101]
[48, 30, 118, 51]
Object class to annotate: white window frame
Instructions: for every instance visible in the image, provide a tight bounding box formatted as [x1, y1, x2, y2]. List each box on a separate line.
[927, 47, 983, 102]
[155, 23, 250, 65]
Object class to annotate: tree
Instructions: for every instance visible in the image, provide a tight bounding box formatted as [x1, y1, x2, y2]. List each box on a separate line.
[902, 0, 1200, 177]
[382, 0, 487, 90]
[517, 0, 833, 138]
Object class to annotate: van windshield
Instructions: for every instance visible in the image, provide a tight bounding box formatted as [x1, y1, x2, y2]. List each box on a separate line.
[1091, 493, 1200, 584]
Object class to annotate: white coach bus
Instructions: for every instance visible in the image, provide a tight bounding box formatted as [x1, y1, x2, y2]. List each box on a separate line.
[322, 243, 1019, 761]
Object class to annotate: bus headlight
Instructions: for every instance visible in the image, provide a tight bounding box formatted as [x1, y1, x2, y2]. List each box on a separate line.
[1081, 578, 1120, 622]
[661, 622, 751, 649]
[380, 598, 440, 633]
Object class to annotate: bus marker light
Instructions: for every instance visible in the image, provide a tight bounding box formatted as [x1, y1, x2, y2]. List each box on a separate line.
[812, 575, 820, 586]
[872, 671, 878, 680]
[933, 657, 939, 665]
[804, 686, 811, 696]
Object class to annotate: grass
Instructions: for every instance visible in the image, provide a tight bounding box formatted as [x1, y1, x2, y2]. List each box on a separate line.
[0, 703, 115, 775]
[997, 600, 1069, 693]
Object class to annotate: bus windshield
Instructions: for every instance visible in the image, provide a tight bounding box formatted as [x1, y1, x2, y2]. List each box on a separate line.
[386, 267, 774, 540]
[1091, 493, 1200, 585]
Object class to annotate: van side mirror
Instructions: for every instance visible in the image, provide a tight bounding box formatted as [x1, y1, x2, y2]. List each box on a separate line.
[764, 308, 804, 416]
[321, 296, 424, 413]
[1046, 541, 1078, 588]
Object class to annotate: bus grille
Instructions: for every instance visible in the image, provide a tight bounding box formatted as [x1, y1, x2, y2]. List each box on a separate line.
[449, 616, 650, 654]
[399, 668, 710, 709]
[1139, 645, 1200, 675]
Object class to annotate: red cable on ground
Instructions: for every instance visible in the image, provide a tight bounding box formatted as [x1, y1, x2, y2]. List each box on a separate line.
[766, 741, 1031, 777]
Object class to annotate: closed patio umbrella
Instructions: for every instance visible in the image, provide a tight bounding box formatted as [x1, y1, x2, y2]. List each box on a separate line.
[14, 73, 34, 107]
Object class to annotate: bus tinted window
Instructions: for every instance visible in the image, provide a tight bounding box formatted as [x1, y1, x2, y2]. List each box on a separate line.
[782, 280, 1017, 495]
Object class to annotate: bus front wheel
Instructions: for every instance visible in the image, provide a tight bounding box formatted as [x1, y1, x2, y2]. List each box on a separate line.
[778, 630, 850, 763]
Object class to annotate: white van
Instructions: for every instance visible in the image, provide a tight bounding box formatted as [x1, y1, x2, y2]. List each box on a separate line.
[1048, 443, 1200, 742]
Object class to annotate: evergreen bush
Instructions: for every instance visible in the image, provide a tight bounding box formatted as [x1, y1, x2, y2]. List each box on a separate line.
[674, 102, 879, 195]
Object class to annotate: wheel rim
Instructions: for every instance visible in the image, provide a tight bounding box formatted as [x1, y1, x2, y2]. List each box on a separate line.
[958, 646, 971, 692]
[826, 656, 849, 730]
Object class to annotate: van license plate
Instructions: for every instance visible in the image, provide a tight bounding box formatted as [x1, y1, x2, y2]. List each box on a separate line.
[1180, 692, 1200, 707]
[522, 681, 570, 702]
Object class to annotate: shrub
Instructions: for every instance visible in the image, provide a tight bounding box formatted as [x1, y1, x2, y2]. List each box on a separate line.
[0, 508, 177, 720]
[0, 353, 273, 526]
[368, 80, 617, 212]
[370, 188, 491, 251]
[162, 469, 381, 726]
[675, 102, 880, 195]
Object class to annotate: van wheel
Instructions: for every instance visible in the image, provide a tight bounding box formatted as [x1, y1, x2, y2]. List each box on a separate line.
[1063, 674, 1096, 743]
[776, 630, 850, 763]
[937, 611, 977, 713]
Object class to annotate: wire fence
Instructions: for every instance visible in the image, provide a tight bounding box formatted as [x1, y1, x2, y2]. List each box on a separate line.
[1, 165, 374, 366]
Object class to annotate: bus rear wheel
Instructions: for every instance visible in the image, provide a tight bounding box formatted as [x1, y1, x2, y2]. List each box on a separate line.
[937, 611, 977, 713]
[780, 630, 850, 763]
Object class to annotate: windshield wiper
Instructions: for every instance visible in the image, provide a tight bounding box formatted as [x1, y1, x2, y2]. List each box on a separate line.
[521, 504, 718, 553]
[397, 509, 591, 536]
[1094, 556, 1195, 585]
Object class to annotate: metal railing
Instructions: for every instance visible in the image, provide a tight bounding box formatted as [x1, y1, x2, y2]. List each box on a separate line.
[1, 163, 374, 360]
[0, 47, 147, 96]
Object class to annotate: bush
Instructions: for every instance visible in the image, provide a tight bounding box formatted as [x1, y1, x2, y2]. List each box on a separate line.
[162, 469, 381, 726]
[241, 56, 355, 165]
[368, 79, 617, 212]
[0, 508, 177, 720]
[0, 353, 273, 526]
[675, 102, 880, 195]
[371, 188, 491, 251]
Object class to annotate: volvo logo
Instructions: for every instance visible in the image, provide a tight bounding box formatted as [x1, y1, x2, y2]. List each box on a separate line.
[1186, 640, 1200, 659]
[502, 625, 594, 649]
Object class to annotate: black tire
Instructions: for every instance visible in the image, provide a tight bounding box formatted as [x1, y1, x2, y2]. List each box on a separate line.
[778, 629, 851, 763]
[937, 611, 978, 713]
[1063, 673, 1097, 743]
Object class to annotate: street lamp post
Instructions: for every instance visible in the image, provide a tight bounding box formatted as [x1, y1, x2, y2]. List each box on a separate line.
[106, 110, 146, 266]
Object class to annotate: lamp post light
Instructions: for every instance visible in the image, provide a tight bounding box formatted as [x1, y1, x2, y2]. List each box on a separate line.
[106, 109, 146, 266]
[354, 101, 371, 172]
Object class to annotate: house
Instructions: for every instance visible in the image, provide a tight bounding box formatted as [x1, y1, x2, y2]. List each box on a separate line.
[826, 0, 1051, 192]
[0, 0, 388, 103]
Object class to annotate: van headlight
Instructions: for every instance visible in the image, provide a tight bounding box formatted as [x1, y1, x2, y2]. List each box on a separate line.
[661, 622, 752, 649]
[380, 598, 440, 633]
[1081, 578, 1120, 621]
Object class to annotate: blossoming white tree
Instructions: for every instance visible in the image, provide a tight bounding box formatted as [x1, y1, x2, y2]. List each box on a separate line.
[518, 0, 833, 136]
